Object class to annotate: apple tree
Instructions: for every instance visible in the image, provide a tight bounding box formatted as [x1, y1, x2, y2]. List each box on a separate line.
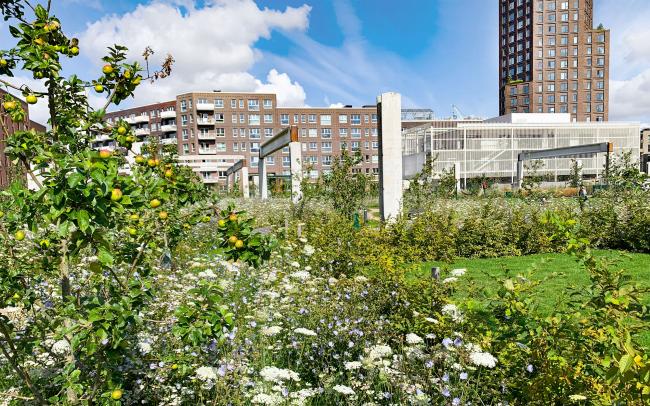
[0, 0, 237, 402]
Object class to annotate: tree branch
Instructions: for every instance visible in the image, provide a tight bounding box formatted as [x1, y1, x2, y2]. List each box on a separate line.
[0, 322, 47, 404]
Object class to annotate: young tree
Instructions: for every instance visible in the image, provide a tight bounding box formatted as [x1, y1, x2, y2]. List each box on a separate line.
[521, 159, 545, 192]
[0, 1, 223, 401]
[321, 150, 369, 218]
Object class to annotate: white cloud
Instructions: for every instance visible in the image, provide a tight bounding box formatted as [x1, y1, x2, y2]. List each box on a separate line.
[329, 102, 344, 108]
[611, 69, 650, 121]
[79, 0, 311, 109]
[254, 69, 306, 107]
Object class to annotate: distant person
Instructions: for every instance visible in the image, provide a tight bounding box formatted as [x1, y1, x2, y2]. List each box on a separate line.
[578, 185, 588, 210]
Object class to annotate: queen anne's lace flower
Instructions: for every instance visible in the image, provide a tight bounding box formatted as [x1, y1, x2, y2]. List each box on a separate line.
[294, 327, 317, 336]
[344, 361, 362, 370]
[441, 304, 464, 322]
[450, 268, 466, 277]
[259, 366, 301, 383]
[332, 385, 355, 396]
[469, 351, 498, 368]
[261, 326, 283, 336]
[368, 344, 393, 360]
[406, 333, 424, 345]
[195, 366, 219, 381]
[251, 393, 283, 405]
[51, 340, 70, 355]
[303, 244, 315, 256]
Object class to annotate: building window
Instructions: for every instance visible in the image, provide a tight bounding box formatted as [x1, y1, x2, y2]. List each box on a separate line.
[230, 99, 237, 109]
[321, 128, 332, 139]
[250, 142, 260, 152]
[280, 114, 289, 125]
[351, 128, 361, 138]
[308, 114, 317, 123]
[214, 99, 224, 108]
[339, 114, 348, 124]
[320, 115, 331, 125]
[266, 156, 274, 165]
[351, 114, 361, 125]
[264, 128, 274, 137]
[339, 128, 348, 137]
[248, 100, 259, 111]
[263, 99, 273, 109]
[309, 142, 317, 151]
[248, 114, 260, 125]
[264, 114, 273, 124]
[282, 156, 290, 167]
[308, 128, 317, 138]
[250, 128, 260, 139]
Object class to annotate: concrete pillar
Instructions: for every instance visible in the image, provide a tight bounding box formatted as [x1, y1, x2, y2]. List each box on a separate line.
[241, 166, 250, 198]
[377, 92, 402, 222]
[259, 157, 268, 199]
[516, 159, 524, 190]
[225, 173, 230, 193]
[454, 162, 461, 194]
[289, 141, 303, 204]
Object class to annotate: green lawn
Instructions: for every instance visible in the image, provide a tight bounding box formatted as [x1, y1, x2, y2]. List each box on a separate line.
[411, 250, 650, 346]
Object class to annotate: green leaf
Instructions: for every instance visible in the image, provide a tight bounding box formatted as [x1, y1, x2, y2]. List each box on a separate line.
[98, 247, 114, 267]
[77, 209, 90, 233]
[67, 173, 84, 188]
[619, 354, 633, 374]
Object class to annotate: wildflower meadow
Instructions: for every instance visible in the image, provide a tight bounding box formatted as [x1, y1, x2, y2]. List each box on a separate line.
[0, 1, 649, 405]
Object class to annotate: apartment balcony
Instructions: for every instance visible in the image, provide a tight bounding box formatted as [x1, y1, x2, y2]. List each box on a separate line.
[198, 148, 217, 155]
[160, 137, 177, 145]
[134, 128, 150, 136]
[160, 110, 176, 119]
[196, 118, 215, 125]
[93, 133, 111, 142]
[198, 132, 216, 140]
[125, 115, 150, 124]
[196, 103, 214, 111]
[161, 124, 177, 132]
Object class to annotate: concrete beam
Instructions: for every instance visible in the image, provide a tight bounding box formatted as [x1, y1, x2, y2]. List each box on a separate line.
[226, 159, 245, 176]
[377, 92, 402, 222]
[260, 126, 299, 158]
[518, 142, 612, 161]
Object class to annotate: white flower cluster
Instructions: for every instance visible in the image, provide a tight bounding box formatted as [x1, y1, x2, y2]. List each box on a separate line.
[51, 340, 71, 355]
[261, 325, 283, 336]
[332, 384, 355, 396]
[259, 366, 301, 383]
[469, 351, 498, 368]
[195, 366, 219, 381]
[442, 303, 464, 322]
[405, 333, 424, 345]
[294, 327, 317, 337]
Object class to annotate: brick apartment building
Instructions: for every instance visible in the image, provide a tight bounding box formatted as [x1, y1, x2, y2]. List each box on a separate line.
[102, 91, 379, 188]
[0, 89, 46, 188]
[499, 0, 610, 122]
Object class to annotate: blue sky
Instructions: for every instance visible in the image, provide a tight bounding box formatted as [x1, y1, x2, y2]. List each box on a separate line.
[2, 0, 650, 123]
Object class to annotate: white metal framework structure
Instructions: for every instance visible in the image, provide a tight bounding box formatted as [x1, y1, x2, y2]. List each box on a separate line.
[402, 120, 640, 185]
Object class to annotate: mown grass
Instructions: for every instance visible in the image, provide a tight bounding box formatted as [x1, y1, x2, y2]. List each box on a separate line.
[410, 250, 650, 347]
